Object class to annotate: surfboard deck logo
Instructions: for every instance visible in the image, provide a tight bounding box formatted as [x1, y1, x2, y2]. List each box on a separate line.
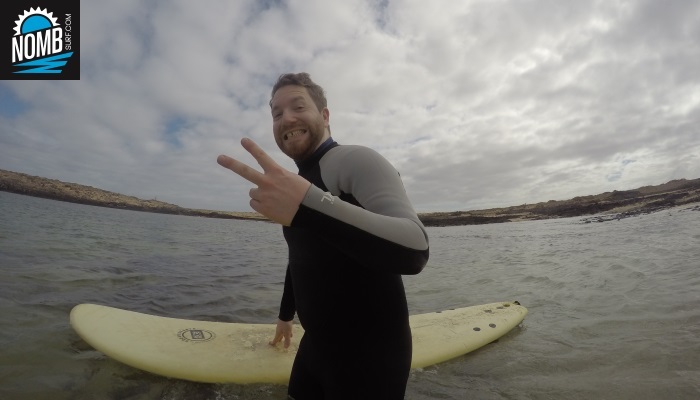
[177, 328, 216, 343]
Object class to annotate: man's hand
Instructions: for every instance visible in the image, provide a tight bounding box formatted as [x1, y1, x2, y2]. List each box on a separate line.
[269, 319, 294, 349]
[217, 138, 311, 226]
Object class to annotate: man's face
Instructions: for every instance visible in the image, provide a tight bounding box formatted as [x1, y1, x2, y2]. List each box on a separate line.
[271, 85, 329, 162]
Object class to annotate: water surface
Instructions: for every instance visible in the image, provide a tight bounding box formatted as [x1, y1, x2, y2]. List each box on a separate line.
[1, 192, 698, 399]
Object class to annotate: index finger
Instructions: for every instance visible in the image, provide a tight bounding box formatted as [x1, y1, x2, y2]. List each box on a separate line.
[269, 332, 282, 346]
[217, 154, 265, 185]
[240, 138, 280, 172]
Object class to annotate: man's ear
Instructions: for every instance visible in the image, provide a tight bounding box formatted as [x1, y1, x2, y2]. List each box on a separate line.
[322, 107, 330, 126]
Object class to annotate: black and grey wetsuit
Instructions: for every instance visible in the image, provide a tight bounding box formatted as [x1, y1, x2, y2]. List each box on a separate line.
[280, 138, 429, 399]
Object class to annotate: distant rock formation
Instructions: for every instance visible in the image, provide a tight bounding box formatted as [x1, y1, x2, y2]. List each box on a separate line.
[0, 169, 266, 221]
[415, 178, 700, 226]
[1, 169, 698, 226]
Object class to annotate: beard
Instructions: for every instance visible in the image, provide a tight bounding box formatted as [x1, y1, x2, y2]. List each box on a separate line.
[276, 117, 328, 162]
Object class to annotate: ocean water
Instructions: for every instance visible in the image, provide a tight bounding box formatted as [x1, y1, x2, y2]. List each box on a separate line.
[0, 191, 699, 400]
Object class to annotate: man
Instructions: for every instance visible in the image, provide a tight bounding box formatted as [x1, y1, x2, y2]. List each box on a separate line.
[217, 73, 429, 399]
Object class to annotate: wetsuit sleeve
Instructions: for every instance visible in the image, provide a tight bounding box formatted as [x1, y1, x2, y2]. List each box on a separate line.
[291, 146, 429, 275]
[278, 265, 296, 321]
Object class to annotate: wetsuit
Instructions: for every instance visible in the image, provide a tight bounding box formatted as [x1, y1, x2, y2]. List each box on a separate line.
[280, 138, 430, 399]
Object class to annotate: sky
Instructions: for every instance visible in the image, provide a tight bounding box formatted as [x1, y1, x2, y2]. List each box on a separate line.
[1, 0, 699, 213]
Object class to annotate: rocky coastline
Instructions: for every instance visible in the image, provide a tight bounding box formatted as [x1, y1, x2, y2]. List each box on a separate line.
[419, 178, 700, 226]
[1, 169, 699, 226]
[0, 169, 266, 222]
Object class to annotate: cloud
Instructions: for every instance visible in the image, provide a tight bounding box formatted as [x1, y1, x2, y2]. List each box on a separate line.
[1, 0, 699, 212]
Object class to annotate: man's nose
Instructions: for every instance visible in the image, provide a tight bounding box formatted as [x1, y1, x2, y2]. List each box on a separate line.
[281, 110, 298, 124]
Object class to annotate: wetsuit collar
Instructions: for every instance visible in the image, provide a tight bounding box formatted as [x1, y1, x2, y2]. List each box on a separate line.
[295, 137, 338, 172]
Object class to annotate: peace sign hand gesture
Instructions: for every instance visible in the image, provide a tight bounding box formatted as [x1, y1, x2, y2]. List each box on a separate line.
[217, 138, 311, 226]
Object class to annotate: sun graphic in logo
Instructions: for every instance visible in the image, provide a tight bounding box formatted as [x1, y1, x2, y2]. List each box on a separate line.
[13, 7, 59, 37]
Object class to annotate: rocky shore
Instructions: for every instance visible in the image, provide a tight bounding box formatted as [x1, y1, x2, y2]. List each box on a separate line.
[419, 178, 700, 226]
[0, 169, 266, 222]
[1, 169, 699, 226]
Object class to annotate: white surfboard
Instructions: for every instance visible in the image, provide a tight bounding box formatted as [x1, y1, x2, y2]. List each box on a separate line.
[70, 301, 527, 384]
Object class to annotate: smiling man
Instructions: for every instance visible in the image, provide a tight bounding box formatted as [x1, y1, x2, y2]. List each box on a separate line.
[217, 72, 429, 399]
[271, 80, 330, 161]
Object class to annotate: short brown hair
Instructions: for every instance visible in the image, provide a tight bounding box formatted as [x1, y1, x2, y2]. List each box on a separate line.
[270, 72, 327, 112]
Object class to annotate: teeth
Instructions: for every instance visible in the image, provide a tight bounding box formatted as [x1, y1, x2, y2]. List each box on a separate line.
[285, 130, 304, 140]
